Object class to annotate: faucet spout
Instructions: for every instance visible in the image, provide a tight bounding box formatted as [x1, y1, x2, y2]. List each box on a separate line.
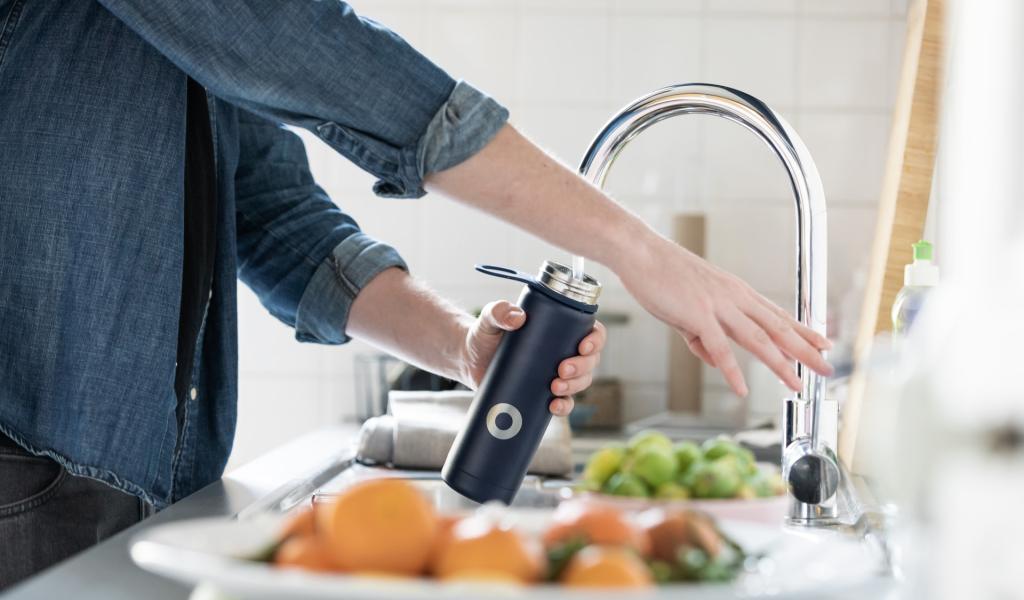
[576, 83, 837, 524]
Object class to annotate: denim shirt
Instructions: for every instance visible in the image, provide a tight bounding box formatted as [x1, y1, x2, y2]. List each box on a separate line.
[0, 0, 508, 508]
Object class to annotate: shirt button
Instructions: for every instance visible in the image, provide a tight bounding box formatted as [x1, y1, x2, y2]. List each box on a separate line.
[190, 387, 198, 401]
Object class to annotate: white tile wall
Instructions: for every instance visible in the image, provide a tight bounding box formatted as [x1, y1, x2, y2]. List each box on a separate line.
[798, 0, 890, 16]
[800, 111, 892, 203]
[798, 19, 892, 109]
[518, 13, 612, 105]
[230, 0, 908, 468]
[702, 116, 798, 203]
[609, 16, 702, 99]
[705, 17, 798, 108]
[710, 0, 798, 14]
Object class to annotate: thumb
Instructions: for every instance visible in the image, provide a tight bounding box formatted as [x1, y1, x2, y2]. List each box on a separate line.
[478, 300, 526, 335]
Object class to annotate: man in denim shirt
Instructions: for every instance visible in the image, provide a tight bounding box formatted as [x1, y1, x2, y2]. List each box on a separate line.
[0, 1, 833, 586]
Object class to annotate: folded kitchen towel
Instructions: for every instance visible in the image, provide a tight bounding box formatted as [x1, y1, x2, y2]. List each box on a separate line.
[356, 390, 573, 476]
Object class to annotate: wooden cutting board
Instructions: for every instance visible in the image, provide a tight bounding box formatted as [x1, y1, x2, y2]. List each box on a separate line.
[839, 0, 945, 469]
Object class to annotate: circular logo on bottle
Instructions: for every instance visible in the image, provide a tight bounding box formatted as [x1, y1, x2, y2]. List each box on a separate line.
[485, 403, 523, 440]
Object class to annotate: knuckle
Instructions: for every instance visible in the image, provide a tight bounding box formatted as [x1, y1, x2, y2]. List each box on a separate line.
[693, 294, 715, 315]
[770, 316, 791, 335]
[706, 338, 729, 356]
[710, 344, 733, 363]
[752, 327, 772, 346]
[774, 357, 794, 373]
[726, 278, 748, 298]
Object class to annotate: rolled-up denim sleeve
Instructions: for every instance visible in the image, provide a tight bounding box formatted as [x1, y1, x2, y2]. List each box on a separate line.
[236, 110, 405, 344]
[98, 0, 508, 198]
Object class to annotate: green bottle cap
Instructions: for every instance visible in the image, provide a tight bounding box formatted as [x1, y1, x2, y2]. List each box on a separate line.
[912, 240, 933, 261]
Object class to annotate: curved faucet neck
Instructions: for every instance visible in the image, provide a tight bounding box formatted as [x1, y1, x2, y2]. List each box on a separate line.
[575, 83, 828, 439]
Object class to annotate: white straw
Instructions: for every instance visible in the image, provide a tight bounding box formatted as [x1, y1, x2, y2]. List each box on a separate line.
[571, 255, 585, 281]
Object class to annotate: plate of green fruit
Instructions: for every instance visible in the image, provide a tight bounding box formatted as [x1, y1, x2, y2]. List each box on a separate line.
[569, 431, 789, 524]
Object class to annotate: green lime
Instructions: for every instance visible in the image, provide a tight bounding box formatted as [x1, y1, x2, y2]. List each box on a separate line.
[672, 441, 702, 475]
[627, 429, 673, 454]
[690, 460, 743, 499]
[735, 453, 758, 478]
[624, 445, 678, 488]
[751, 470, 787, 497]
[701, 437, 742, 461]
[677, 457, 705, 489]
[654, 481, 690, 500]
[713, 454, 757, 481]
[604, 472, 650, 497]
[736, 484, 756, 500]
[582, 445, 626, 486]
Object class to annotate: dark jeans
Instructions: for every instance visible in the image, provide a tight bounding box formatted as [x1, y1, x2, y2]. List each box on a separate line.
[0, 433, 152, 590]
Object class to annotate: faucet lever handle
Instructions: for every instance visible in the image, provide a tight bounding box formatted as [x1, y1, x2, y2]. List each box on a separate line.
[783, 439, 840, 505]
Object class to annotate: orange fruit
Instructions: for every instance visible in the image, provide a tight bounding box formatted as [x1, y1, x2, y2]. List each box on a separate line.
[441, 569, 527, 585]
[433, 515, 543, 583]
[274, 535, 338, 573]
[638, 507, 723, 560]
[429, 514, 461, 561]
[638, 508, 691, 562]
[561, 546, 654, 588]
[542, 501, 650, 556]
[684, 513, 724, 558]
[319, 478, 438, 575]
[349, 571, 414, 580]
[279, 506, 316, 540]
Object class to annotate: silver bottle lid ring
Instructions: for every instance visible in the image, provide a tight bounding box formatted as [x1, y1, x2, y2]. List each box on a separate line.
[537, 260, 601, 305]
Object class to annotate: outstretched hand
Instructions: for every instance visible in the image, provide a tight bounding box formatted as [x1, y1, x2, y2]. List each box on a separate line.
[460, 300, 607, 417]
[621, 237, 833, 397]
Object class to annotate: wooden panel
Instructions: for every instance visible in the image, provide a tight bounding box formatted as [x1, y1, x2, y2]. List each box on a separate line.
[839, 0, 945, 468]
[668, 214, 705, 413]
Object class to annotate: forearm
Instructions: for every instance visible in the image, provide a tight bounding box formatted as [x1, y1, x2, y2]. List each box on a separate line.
[347, 267, 473, 385]
[424, 124, 660, 273]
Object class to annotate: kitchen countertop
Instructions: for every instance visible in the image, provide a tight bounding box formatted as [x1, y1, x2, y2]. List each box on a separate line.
[2, 425, 361, 600]
[3, 423, 901, 600]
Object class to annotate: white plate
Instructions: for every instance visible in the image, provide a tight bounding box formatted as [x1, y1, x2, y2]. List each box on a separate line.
[564, 490, 790, 524]
[130, 509, 885, 599]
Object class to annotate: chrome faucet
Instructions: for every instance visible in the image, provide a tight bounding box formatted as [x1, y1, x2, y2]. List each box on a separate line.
[575, 83, 840, 525]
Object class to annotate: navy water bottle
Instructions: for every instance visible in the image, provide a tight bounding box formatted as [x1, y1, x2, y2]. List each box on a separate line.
[442, 261, 601, 504]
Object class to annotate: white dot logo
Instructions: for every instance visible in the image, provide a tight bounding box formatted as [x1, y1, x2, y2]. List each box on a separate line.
[485, 403, 523, 440]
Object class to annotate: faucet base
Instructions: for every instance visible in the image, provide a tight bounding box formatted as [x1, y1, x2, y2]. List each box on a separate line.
[785, 460, 865, 528]
[787, 499, 839, 525]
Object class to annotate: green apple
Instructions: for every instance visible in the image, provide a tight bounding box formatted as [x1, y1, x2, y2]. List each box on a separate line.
[654, 481, 690, 500]
[604, 472, 650, 497]
[627, 429, 673, 454]
[672, 441, 702, 475]
[624, 445, 679, 488]
[582, 444, 625, 486]
[689, 460, 743, 499]
[747, 470, 786, 497]
[701, 437, 742, 461]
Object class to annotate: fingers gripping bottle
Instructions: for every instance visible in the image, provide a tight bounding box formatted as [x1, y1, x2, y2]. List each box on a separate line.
[443, 261, 601, 504]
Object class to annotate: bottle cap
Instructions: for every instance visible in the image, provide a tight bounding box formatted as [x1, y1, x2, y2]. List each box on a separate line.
[538, 261, 601, 305]
[912, 240, 933, 261]
[905, 240, 940, 287]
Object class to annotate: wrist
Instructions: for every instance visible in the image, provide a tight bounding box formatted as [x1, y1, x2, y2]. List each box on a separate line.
[598, 211, 663, 275]
[450, 313, 476, 386]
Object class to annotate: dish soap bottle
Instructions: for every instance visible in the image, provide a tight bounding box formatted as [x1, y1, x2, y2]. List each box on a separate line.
[892, 240, 940, 335]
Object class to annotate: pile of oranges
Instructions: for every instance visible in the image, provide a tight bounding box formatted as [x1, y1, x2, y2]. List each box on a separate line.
[272, 478, 731, 588]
